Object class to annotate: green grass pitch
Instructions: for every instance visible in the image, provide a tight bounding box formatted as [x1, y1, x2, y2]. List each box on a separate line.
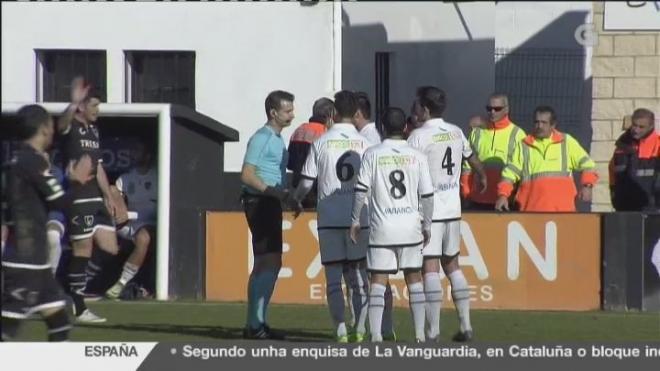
[12, 301, 660, 342]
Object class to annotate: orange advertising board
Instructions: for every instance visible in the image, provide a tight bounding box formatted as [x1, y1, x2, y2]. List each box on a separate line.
[206, 212, 601, 310]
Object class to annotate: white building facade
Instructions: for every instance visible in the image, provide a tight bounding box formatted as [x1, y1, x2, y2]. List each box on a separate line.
[2, 1, 598, 173]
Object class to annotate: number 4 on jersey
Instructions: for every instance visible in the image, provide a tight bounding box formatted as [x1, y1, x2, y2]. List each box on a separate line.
[442, 147, 455, 175]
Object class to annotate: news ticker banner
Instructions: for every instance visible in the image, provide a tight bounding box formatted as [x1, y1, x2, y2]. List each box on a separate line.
[0, 342, 658, 370]
[206, 212, 601, 310]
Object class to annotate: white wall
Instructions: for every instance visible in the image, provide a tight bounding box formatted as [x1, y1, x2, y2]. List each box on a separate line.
[342, 1, 495, 129]
[343, 1, 494, 43]
[1, 2, 595, 169]
[341, 1, 594, 130]
[496, 1, 593, 50]
[1, 2, 335, 172]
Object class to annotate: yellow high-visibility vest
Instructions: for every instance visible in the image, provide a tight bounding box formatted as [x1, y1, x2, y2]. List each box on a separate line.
[461, 119, 526, 204]
[498, 130, 598, 211]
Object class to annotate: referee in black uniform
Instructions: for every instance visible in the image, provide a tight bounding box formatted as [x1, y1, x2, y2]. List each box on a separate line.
[2, 104, 94, 341]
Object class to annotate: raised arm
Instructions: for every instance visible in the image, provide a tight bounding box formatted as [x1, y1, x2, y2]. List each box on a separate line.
[57, 77, 89, 134]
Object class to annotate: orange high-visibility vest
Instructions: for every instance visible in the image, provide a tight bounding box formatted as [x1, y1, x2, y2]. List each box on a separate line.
[497, 130, 598, 212]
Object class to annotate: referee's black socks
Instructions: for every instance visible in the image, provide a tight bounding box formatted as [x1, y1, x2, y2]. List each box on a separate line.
[44, 309, 72, 342]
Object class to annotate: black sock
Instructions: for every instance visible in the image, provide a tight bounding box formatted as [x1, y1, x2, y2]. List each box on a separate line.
[1, 317, 21, 341]
[68, 256, 89, 316]
[85, 259, 102, 286]
[44, 309, 71, 342]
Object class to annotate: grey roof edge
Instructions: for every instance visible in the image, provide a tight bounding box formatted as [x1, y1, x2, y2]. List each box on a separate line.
[170, 104, 239, 143]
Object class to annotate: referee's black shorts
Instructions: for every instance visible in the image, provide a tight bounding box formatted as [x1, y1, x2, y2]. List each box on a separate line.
[242, 193, 282, 256]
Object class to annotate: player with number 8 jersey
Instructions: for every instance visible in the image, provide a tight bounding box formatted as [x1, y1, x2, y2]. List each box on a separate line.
[351, 107, 434, 342]
[356, 131, 434, 249]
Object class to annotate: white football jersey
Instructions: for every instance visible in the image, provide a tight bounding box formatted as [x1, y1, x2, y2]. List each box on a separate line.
[359, 122, 381, 145]
[301, 123, 371, 228]
[407, 118, 472, 220]
[355, 139, 434, 247]
[116, 167, 158, 223]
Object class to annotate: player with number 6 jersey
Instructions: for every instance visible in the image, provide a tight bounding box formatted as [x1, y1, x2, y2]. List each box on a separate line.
[293, 91, 371, 343]
[299, 128, 370, 232]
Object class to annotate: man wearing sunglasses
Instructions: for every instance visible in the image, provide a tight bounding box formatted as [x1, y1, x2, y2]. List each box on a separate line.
[460, 94, 526, 210]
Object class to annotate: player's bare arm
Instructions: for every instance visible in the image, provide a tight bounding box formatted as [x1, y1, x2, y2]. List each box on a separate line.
[467, 153, 487, 194]
[96, 163, 117, 217]
[57, 76, 89, 133]
[45, 155, 95, 211]
[349, 189, 367, 244]
[420, 195, 433, 247]
[291, 178, 314, 218]
[66, 154, 95, 185]
[241, 163, 268, 192]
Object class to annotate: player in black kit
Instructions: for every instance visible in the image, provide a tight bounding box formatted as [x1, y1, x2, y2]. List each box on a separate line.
[57, 77, 120, 322]
[1, 104, 94, 341]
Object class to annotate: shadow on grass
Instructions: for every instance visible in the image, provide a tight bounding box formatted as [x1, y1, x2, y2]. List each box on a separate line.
[76, 323, 334, 342]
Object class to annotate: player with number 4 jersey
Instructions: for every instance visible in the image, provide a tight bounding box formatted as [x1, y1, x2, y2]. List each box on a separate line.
[408, 121, 470, 219]
[408, 87, 487, 343]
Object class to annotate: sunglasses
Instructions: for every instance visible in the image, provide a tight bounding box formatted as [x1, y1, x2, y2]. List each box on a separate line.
[486, 106, 506, 112]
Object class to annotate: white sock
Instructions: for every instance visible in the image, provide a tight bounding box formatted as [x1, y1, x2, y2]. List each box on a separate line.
[352, 266, 369, 335]
[337, 323, 347, 338]
[325, 264, 346, 336]
[368, 283, 386, 342]
[424, 272, 443, 339]
[119, 262, 140, 285]
[382, 283, 394, 336]
[448, 270, 472, 332]
[47, 229, 62, 274]
[343, 265, 356, 328]
[408, 281, 426, 342]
